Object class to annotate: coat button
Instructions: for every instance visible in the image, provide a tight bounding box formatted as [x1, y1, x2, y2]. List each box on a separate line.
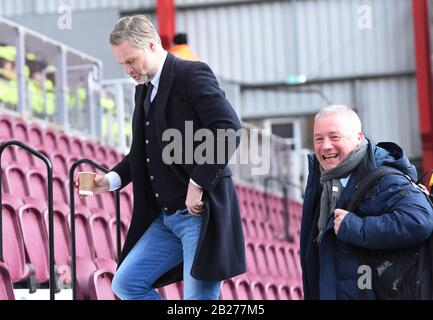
[145, 121, 150, 126]
[146, 158, 150, 163]
[164, 207, 168, 211]
[150, 176, 154, 180]
[155, 193, 159, 197]
[146, 140, 149, 144]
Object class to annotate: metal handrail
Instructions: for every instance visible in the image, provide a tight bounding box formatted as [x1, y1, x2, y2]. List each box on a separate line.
[68, 159, 121, 300]
[264, 176, 303, 242]
[0, 140, 55, 300]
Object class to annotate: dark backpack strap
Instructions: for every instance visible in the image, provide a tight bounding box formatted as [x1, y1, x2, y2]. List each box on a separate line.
[346, 166, 406, 212]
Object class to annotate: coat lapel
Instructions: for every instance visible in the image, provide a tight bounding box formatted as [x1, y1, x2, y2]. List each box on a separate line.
[131, 84, 146, 148]
[154, 53, 176, 151]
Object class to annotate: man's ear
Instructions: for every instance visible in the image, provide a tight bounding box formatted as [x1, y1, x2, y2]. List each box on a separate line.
[357, 131, 364, 143]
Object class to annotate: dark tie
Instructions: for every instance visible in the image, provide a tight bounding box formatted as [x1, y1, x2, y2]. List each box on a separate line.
[144, 82, 153, 116]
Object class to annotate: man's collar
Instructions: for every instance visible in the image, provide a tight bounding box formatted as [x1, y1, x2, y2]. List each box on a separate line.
[150, 50, 168, 90]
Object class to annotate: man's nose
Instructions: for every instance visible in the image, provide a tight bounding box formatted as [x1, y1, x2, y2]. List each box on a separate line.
[322, 138, 333, 149]
[124, 65, 132, 75]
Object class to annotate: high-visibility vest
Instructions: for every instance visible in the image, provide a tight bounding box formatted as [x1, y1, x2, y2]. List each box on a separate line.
[169, 44, 200, 61]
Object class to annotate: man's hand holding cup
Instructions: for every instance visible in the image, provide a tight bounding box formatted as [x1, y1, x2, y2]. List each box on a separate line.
[76, 172, 109, 197]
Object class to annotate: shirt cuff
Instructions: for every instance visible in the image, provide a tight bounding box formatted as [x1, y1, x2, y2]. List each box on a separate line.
[106, 171, 121, 191]
[190, 178, 202, 189]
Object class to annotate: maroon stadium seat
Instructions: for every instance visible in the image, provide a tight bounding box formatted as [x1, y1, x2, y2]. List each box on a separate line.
[70, 256, 97, 300]
[93, 257, 117, 273]
[235, 278, 252, 300]
[0, 115, 14, 142]
[82, 141, 96, 159]
[28, 123, 44, 149]
[74, 206, 96, 260]
[88, 268, 117, 300]
[89, 213, 115, 260]
[251, 281, 266, 300]
[13, 119, 29, 143]
[108, 216, 129, 258]
[3, 164, 29, 200]
[1, 193, 31, 283]
[0, 262, 15, 300]
[18, 202, 50, 283]
[70, 137, 84, 156]
[43, 128, 58, 151]
[289, 285, 303, 300]
[44, 202, 71, 267]
[26, 170, 47, 200]
[56, 133, 71, 154]
[220, 279, 236, 300]
[0, 145, 15, 168]
[51, 152, 68, 176]
[162, 282, 182, 300]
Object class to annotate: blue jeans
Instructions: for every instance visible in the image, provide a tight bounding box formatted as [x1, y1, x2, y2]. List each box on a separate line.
[112, 208, 221, 300]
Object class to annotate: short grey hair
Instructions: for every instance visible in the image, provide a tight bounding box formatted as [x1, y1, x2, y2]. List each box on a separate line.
[109, 15, 161, 48]
[315, 105, 362, 132]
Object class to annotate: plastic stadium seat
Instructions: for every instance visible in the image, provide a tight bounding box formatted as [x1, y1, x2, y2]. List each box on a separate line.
[274, 244, 292, 282]
[51, 152, 68, 176]
[119, 191, 133, 219]
[28, 123, 44, 148]
[93, 258, 117, 274]
[26, 170, 47, 200]
[74, 206, 96, 260]
[255, 243, 269, 276]
[95, 145, 107, 162]
[264, 244, 282, 279]
[4, 164, 29, 199]
[0, 262, 15, 300]
[70, 137, 84, 156]
[162, 282, 182, 300]
[220, 279, 236, 300]
[106, 147, 120, 165]
[251, 281, 266, 300]
[289, 285, 303, 300]
[43, 128, 58, 151]
[89, 213, 115, 260]
[235, 278, 252, 300]
[245, 241, 259, 276]
[18, 202, 50, 283]
[83, 141, 96, 159]
[88, 269, 117, 300]
[109, 216, 129, 257]
[70, 256, 97, 300]
[56, 133, 71, 153]
[0, 145, 15, 168]
[284, 244, 302, 283]
[0, 116, 13, 141]
[14, 146, 34, 170]
[13, 119, 29, 143]
[265, 283, 279, 300]
[80, 189, 102, 210]
[241, 217, 248, 238]
[99, 191, 116, 213]
[45, 202, 71, 267]
[278, 284, 291, 300]
[1, 193, 31, 283]
[53, 175, 69, 204]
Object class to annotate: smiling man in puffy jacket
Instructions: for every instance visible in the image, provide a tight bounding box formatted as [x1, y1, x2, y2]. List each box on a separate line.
[300, 105, 433, 299]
